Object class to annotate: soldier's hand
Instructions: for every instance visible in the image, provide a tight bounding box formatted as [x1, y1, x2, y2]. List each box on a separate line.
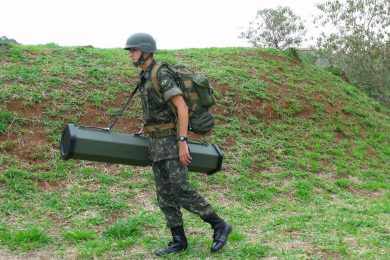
[178, 141, 192, 166]
[135, 128, 144, 136]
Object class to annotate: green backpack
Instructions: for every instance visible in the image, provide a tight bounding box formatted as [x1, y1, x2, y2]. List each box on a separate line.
[151, 62, 216, 134]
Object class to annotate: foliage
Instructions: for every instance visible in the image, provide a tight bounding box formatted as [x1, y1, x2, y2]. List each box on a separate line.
[0, 111, 13, 134]
[0, 36, 19, 46]
[103, 216, 142, 239]
[315, 0, 390, 105]
[0, 225, 50, 251]
[240, 6, 306, 49]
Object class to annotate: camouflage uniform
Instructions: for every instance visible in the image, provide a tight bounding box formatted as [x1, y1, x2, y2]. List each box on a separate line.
[138, 61, 214, 228]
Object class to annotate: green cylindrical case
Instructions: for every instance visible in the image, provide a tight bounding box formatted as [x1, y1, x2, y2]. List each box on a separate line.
[60, 124, 223, 175]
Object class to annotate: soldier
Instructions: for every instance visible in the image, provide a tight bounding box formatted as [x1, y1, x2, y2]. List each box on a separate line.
[124, 33, 232, 256]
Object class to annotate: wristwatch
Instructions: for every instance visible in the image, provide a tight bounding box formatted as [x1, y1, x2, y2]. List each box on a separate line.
[177, 136, 188, 142]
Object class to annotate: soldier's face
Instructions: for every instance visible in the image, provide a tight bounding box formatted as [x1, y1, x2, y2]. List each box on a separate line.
[128, 48, 142, 63]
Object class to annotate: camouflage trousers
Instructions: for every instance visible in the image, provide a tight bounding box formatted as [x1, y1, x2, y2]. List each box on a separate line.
[152, 158, 214, 228]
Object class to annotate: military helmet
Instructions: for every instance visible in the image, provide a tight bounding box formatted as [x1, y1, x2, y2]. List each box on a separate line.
[124, 33, 157, 53]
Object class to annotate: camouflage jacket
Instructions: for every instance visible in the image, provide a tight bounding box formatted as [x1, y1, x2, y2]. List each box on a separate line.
[138, 61, 183, 162]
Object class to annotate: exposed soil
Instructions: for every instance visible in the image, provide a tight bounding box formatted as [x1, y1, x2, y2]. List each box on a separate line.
[241, 49, 292, 65]
[259, 51, 289, 63]
[296, 104, 315, 119]
[37, 180, 68, 192]
[78, 104, 140, 133]
[213, 83, 281, 121]
[0, 126, 49, 163]
[0, 132, 17, 143]
[78, 105, 110, 127]
[0, 249, 57, 260]
[262, 103, 280, 120]
[260, 74, 275, 86]
[223, 136, 236, 147]
[104, 91, 131, 108]
[243, 98, 264, 116]
[213, 83, 231, 95]
[325, 101, 344, 115]
[365, 145, 377, 157]
[112, 118, 142, 133]
[267, 83, 290, 96]
[75, 87, 142, 133]
[5, 100, 44, 119]
[335, 130, 347, 143]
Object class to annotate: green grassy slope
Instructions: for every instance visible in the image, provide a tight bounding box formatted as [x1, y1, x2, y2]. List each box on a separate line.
[0, 44, 389, 259]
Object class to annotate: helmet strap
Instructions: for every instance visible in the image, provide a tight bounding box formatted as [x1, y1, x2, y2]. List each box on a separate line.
[133, 52, 151, 67]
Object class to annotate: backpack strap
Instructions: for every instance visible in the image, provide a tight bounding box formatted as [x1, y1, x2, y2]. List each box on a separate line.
[150, 62, 165, 99]
[150, 62, 178, 114]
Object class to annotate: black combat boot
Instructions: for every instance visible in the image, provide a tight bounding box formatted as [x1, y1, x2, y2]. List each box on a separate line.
[155, 226, 188, 256]
[202, 213, 232, 252]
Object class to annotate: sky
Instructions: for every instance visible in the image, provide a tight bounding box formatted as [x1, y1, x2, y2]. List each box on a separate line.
[1, 0, 322, 49]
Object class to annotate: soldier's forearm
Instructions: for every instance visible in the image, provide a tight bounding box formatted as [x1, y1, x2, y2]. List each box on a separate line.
[176, 102, 189, 137]
[170, 95, 189, 137]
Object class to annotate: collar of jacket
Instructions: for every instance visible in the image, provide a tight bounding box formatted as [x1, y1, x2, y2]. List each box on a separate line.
[139, 60, 156, 81]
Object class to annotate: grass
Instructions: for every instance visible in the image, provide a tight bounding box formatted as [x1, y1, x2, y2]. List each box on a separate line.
[63, 229, 98, 242]
[0, 225, 50, 251]
[0, 43, 389, 258]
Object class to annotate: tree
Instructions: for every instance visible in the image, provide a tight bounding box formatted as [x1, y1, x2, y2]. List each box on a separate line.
[0, 36, 19, 46]
[240, 6, 306, 49]
[315, 0, 390, 105]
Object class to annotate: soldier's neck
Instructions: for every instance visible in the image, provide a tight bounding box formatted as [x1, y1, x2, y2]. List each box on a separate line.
[141, 57, 154, 72]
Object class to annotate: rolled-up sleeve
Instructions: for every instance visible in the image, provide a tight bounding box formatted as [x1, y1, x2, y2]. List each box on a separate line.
[158, 67, 183, 102]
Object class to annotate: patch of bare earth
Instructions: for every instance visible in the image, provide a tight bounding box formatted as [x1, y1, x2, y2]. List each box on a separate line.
[236, 99, 280, 121]
[256, 166, 284, 175]
[334, 130, 347, 144]
[259, 51, 289, 63]
[282, 240, 314, 253]
[0, 99, 54, 164]
[213, 82, 230, 95]
[0, 249, 59, 260]
[260, 74, 276, 86]
[132, 190, 158, 211]
[326, 100, 344, 115]
[275, 231, 344, 259]
[222, 136, 236, 147]
[38, 180, 68, 192]
[78, 104, 141, 134]
[242, 49, 292, 65]
[214, 83, 281, 121]
[349, 187, 385, 198]
[126, 245, 155, 259]
[78, 105, 109, 127]
[0, 125, 49, 163]
[80, 89, 143, 133]
[5, 100, 44, 119]
[212, 83, 281, 151]
[296, 104, 315, 119]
